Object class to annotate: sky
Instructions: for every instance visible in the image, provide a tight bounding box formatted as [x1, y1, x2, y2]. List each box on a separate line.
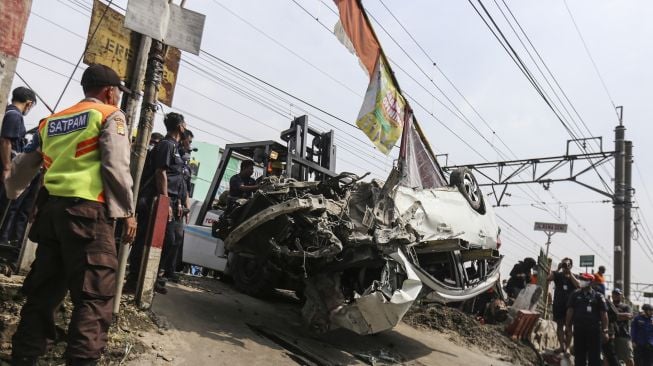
[11, 0, 653, 291]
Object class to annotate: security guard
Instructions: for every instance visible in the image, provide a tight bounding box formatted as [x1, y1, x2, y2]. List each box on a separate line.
[632, 303, 653, 366]
[565, 273, 609, 366]
[6, 64, 137, 366]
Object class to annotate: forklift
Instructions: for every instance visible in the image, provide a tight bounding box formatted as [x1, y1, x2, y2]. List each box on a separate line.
[182, 115, 338, 277]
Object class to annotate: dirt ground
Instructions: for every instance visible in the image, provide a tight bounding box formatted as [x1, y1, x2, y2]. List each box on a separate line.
[0, 275, 158, 365]
[1, 273, 540, 365]
[403, 303, 540, 366]
[129, 275, 538, 365]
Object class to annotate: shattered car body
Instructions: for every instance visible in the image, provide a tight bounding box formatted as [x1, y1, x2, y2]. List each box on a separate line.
[217, 168, 501, 335]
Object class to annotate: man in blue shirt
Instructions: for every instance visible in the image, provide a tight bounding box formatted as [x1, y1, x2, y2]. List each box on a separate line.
[0, 87, 37, 247]
[631, 303, 653, 366]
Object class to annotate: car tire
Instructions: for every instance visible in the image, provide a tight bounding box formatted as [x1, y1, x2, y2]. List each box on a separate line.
[449, 168, 485, 213]
[230, 254, 276, 297]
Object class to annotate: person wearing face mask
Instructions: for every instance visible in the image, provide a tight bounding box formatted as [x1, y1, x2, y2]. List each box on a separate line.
[565, 273, 610, 366]
[126, 112, 187, 294]
[0, 87, 37, 247]
[5, 64, 137, 366]
[632, 304, 653, 366]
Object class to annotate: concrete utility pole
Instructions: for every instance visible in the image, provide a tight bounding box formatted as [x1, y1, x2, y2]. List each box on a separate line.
[131, 40, 167, 198]
[613, 110, 626, 292]
[114, 39, 167, 314]
[624, 140, 633, 299]
[122, 34, 152, 135]
[0, 0, 32, 119]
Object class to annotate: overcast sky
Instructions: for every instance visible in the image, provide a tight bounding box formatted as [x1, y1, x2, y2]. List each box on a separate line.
[12, 0, 653, 289]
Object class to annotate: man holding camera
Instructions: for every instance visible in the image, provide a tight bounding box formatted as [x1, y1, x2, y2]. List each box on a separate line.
[548, 257, 580, 354]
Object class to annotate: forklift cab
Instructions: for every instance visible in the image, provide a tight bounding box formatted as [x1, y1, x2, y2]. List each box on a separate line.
[183, 116, 338, 273]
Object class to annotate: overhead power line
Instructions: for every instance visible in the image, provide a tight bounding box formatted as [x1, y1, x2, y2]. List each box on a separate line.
[494, 0, 615, 181]
[562, 0, 620, 123]
[468, 0, 614, 196]
[53, 0, 114, 110]
[55, 0, 615, 263]
[210, 0, 361, 98]
[377, 0, 519, 160]
[290, 0, 612, 261]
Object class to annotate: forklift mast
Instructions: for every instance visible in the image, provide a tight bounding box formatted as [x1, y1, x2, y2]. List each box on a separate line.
[281, 115, 336, 181]
[195, 115, 337, 225]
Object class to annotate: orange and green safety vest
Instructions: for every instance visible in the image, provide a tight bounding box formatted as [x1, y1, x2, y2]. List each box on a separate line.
[38, 100, 118, 202]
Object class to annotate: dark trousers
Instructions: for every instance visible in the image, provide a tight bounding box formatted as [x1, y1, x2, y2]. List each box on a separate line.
[127, 196, 183, 282]
[160, 218, 183, 278]
[602, 338, 621, 366]
[574, 327, 602, 366]
[126, 198, 151, 284]
[635, 345, 653, 366]
[12, 199, 117, 360]
[0, 174, 40, 244]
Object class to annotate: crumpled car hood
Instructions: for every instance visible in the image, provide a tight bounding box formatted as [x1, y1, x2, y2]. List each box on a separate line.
[329, 251, 422, 335]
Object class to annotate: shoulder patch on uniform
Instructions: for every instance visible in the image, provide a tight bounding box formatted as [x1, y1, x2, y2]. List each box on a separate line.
[115, 116, 126, 136]
[48, 112, 90, 137]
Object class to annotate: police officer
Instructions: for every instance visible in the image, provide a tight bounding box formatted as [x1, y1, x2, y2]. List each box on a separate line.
[127, 112, 186, 292]
[631, 303, 653, 366]
[173, 130, 193, 274]
[565, 273, 609, 366]
[6, 64, 137, 365]
[0, 86, 37, 247]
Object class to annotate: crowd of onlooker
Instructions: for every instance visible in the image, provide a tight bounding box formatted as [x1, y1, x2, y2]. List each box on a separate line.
[505, 257, 653, 366]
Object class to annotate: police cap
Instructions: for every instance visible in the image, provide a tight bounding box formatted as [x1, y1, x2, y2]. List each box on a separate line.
[81, 64, 130, 93]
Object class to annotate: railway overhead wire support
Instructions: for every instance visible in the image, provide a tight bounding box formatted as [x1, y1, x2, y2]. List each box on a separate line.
[442, 125, 634, 298]
[443, 136, 616, 207]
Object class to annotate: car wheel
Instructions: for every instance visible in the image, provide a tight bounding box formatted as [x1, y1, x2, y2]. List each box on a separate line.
[230, 254, 276, 297]
[449, 168, 485, 213]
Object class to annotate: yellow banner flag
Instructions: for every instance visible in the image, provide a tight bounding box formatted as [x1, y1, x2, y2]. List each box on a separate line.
[356, 58, 406, 154]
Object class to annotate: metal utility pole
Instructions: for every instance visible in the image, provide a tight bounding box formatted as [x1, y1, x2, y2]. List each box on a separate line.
[0, 0, 32, 117]
[613, 110, 626, 292]
[114, 39, 167, 314]
[624, 140, 633, 299]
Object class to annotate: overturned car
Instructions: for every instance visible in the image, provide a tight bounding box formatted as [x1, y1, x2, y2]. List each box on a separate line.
[183, 117, 501, 335]
[215, 169, 500, 335]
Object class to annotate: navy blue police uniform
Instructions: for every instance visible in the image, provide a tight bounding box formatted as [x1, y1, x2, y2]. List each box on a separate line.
[567, 288, 608, 366]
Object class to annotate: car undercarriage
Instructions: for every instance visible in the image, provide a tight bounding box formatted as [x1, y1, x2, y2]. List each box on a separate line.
[215, 168, 501, 335]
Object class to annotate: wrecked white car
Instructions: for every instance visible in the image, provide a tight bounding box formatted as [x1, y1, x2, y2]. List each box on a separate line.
[214, 168, 499, 335]
[183, 117, 501, 335]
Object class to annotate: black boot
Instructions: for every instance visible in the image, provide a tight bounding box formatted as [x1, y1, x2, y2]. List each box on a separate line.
[10, 355, 38, 366]
[66, 357, 98, 366]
